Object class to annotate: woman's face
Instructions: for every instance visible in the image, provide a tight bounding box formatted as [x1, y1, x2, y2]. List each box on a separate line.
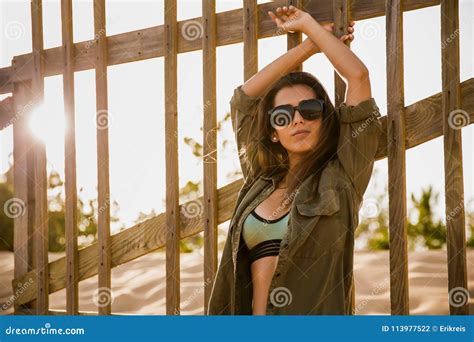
[270, 84, 322, 154]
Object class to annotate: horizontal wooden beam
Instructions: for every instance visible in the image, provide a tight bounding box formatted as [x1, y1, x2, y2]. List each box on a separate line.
[12, 77, 474, 306]
[0, 96, 13, 129]
[375, 77, 474, 160]
[0, 0, 440, 95]
[13, 179, 243, 305]
[12, 307, 131, 316]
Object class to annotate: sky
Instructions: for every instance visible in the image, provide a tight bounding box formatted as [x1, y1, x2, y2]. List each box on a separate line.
[0, 0, 473, 234]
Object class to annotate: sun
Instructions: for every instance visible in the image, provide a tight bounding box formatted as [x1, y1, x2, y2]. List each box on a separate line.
[28, 102, 67, 145]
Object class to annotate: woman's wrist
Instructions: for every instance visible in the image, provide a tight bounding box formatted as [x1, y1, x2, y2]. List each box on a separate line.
[303, 37, 320, 55]
[301, 15, 324, 39]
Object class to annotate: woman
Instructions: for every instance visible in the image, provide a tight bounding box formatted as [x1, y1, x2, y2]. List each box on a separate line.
[207, 5, 383, 315]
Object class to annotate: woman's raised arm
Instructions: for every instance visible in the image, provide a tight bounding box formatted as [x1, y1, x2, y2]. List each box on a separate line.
[269, 5, 369, 106]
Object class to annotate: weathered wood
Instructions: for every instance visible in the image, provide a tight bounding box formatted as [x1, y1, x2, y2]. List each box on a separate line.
[30, 0, 49, 315]
[377, 78, 474, 157]
[164, 0, 180, 316]
[12, 79, 474, 307]
[386, 0, 410, 315]
[333, 0, 351, 309]
[12, 81, 34, 315]
[0, 0, 442, 95]
[0, 66, 13, 94]
[13, 180, 243, 306]
[0, 96, 13, 129]
[333, 0, 349, 108]
[93, 0, 112, 315]
[202, 0, 218, 315]
[14, 307, 130, 316]
[440, 0, 468, 315]
[61, 0, 79, 315]
[287, 0, 303, 72]
[243, 0, 259, 81]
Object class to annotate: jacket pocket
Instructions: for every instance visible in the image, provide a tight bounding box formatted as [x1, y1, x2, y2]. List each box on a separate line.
[295, 188, 341, 217]
[292, 188, 345, 260]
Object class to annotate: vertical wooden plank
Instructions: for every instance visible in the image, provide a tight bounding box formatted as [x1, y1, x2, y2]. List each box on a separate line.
[386, 0, 409, 315]
[93, 0, 112, 315]
[333, 0, 349, 107]
[243, 0, 258, 81]
[61, 0, 79, 315]
[287, 0, 303, 72]
[164, 0, 180, 315]
[30, 0, 49, 315]
[202, 0, 218, 314]
[12, 80, 34, 315]
[440, 0, 468, 315]
[333, 0, 354, 310]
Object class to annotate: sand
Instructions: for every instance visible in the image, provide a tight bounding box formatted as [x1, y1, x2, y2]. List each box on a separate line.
[0, 249, 472, 315]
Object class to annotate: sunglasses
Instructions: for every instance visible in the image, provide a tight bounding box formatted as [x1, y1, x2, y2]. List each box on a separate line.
[267, 98, 324, 128]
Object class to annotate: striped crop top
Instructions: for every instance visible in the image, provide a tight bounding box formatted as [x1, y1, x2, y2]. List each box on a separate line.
[242, 209, 290, 263]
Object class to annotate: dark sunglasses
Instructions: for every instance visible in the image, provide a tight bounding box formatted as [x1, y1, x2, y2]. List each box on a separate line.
[267, 98, 324, 128]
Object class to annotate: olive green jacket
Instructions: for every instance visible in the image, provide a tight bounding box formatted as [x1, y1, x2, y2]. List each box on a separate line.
[207, 84, 383, 315]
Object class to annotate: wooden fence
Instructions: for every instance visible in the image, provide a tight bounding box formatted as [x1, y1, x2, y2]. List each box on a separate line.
[0, 0, 472, 315]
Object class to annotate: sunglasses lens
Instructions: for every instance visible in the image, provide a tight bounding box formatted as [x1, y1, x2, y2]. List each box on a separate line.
[269, 105, 293, 128]
[299, 99, 323, 120]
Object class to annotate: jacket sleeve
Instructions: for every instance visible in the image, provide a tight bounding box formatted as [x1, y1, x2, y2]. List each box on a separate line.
[207, 228, 235, 315]
[335, 97, 383, 200]
[230, 84, 262, 184]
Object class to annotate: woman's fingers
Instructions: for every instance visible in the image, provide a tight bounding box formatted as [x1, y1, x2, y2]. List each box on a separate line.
[340, 33, 354, 43]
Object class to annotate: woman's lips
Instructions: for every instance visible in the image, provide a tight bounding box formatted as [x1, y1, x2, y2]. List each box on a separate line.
[293, 131, 310, 137]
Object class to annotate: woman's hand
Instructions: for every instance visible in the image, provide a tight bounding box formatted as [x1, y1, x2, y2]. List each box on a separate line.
[267, 5, 312, 33]
[303, 21, 356, 55]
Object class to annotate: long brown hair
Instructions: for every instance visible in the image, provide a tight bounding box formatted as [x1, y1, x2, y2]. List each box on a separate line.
[245, 71, 340, 200]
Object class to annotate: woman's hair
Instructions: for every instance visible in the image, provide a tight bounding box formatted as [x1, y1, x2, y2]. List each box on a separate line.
[245, 71, 340, 200]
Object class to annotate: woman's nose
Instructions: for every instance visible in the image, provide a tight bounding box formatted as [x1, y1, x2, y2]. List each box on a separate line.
[292, 109, 304, 124]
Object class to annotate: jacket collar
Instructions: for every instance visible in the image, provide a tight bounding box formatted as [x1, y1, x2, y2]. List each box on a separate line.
[260, 169, 286, 188]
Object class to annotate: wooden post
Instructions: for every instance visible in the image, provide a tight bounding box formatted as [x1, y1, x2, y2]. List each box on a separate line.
[164, 0, 181, 315]
[333, 0, 352, 310]
[30, 0, 49, 315]
[440, 0, 468, 315]
[333, 0, 349, 108]
[386, 0, 410, 315]
[61, 0, 79, 315]
[287, 0, 304, 72]
[202, 0, 218, 314]
[243, 0, 259, 82]
[12, 80, 35, 315]
[93, 0, 112, 315]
